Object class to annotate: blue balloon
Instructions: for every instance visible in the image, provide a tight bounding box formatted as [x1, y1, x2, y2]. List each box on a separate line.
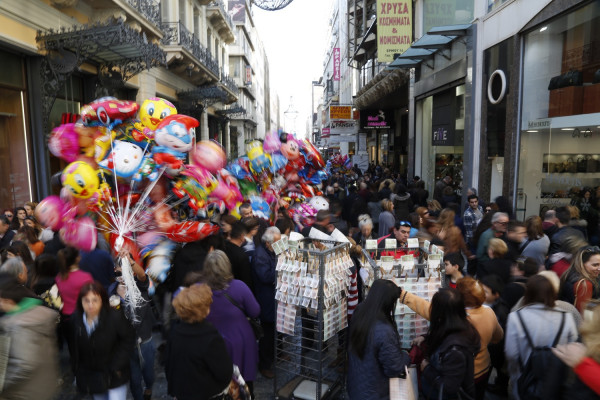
[270, 152, 288, 173]
[226, 163, 250, 180]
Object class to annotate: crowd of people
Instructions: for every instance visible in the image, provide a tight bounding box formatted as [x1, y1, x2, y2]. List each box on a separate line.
[0, 165, 599, 400]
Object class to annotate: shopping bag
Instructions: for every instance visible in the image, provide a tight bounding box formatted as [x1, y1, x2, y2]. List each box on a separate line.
[389, 365, 418, 400]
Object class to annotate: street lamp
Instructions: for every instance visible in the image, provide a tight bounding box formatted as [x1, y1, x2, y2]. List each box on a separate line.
[283, 96, 298, 133]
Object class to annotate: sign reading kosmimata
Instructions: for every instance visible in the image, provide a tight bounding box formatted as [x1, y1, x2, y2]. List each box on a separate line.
[377, 1, 413, 63]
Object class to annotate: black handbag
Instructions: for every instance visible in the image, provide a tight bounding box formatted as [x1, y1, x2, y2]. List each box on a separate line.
[593, 69, 600, 84]
[548, 75, 561, 90]
[223, 292, 264, 340]
[559, 70, 583, 87]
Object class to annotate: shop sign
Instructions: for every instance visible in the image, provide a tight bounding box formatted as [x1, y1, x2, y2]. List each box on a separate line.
[245, 65, 252, 86]
[331, 120, 358, 135]
[333, 48, 341, 81]
[376, 0, 413, 62]
[527, 119, 551, 130]
[322, 128, 331, 137]
[228, 0, 246, 23]
[360, 109, 392, 129]
[423, 0, 472, 33]
[432, 124, 454, 146]
[329, 106, 352, 120]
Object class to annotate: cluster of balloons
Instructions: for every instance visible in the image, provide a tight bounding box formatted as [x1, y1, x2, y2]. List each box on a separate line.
[37, 96, 329, 288]
[326, 153, 353, 175]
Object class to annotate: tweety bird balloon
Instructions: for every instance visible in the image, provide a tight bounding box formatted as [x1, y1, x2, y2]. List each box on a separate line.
[61, 161, 100, 199]
[137, 97, 177, 139]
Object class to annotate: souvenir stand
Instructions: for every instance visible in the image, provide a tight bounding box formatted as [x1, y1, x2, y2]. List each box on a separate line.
[358, 238, 446, 348]
[273, 238, 352, 400]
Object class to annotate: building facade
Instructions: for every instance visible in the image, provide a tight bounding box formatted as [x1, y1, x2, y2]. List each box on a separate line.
[317, 0, 599, 214]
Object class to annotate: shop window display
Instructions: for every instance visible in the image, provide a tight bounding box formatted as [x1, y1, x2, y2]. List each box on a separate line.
[418, 85, 465, 196]
[517, 2, 600, 225]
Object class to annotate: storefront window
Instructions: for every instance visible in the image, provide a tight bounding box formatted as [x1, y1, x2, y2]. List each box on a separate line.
[419, 85, 465, 195]
[423, 0, 474, 33]
[517, 2, 600, 222]
[0, 87, 32, 209]
[487, 0, 511, 13]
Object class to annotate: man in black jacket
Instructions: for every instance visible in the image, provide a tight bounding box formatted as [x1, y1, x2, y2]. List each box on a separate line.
[0, 216, 14, 251]
[547, 206, 584, 259]
[224, 221, 254, 292]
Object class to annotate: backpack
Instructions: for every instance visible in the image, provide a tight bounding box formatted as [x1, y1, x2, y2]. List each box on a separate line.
[516, 310, 567, 400]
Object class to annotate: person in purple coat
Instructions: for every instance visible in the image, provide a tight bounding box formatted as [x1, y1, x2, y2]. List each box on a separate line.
[198, 250, 261, 396]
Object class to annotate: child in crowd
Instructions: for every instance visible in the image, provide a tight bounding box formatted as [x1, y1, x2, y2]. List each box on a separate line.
[443, 252, 464, 289]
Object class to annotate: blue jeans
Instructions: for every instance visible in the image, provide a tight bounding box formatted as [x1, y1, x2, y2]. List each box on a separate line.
[129, 338, 155, 400]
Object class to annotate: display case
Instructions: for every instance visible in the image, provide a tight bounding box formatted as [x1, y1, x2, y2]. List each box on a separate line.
[358, 240, 446, 349]
[273, 239, 352, 400]
[542, 153, 600, 174]
[435, 153, 463, 194]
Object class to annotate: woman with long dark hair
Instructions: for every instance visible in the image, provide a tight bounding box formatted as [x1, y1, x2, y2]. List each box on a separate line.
[560, 246, 600, 313]
[72, 281, 135, 399]
[421, 288, 480, 400]
[347, 279, 410, 400]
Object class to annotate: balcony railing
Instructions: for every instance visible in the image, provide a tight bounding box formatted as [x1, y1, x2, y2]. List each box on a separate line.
[208, 1, 235, 32]
[221, 73, 239, 96]
[160, 21, 220, 77]
[125, 0, 161, 27]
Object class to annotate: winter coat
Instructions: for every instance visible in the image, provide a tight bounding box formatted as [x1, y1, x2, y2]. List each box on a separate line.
[504, 304, 578, 400]
[72, 307, 135, 394]
[392, 192, 413, 222]
[0, 299, 60, 400]
[252, 243, 277, 322]
[166, 319, 233, 400]
[421, 330, 481, 400]
[559, 270, 600, 313]
[347, 320, 411, 400]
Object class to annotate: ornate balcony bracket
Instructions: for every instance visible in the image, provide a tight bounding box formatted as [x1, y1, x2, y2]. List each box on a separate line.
[36, 18, 166, 131]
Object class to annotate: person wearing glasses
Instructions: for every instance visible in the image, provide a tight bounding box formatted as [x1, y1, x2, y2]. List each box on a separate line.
[476, 212, 509, 263]
[559, 246, 600, 313]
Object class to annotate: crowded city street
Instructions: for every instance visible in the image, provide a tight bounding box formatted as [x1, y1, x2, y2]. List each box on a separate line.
[1, 0, 600, 399]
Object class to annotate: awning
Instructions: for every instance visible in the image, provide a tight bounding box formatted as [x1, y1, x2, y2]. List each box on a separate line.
[385, 24, 472, 71]
[36, 18, 166, 130]
[177, 85, 229, 107]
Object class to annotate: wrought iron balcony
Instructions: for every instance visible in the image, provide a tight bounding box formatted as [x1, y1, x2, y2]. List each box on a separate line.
[124, 0, 161, 27]
[221, 73, 239, 96]
[160, 21, 220, 77]
[207, 1, 235, 44]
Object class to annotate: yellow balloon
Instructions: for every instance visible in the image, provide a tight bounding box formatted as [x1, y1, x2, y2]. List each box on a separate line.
[139, 97, 177, 131]
[61, 161, 100, 199]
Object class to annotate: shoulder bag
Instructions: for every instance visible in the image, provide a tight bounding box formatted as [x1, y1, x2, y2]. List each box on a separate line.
[223, 292, 264, 340]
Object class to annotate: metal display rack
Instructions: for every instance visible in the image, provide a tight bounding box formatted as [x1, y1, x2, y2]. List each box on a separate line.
[273, 239, 352, 400]
[358, 245, 447, 349]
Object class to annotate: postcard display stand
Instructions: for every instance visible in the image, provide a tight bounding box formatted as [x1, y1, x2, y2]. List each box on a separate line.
[359, 239, 446, 349]
[274, 239, 352, 400]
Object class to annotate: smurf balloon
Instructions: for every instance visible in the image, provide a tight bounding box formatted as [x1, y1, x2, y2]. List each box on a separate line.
[152, 114, 198, 174]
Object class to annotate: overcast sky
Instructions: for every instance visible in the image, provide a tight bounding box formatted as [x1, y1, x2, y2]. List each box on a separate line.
[253, 0, 333, 139]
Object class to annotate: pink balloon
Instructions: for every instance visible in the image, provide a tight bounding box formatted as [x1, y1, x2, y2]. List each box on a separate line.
[48, 123, 80, 162]
[60, 217, 97, 252]
[263, 131, 281, 153]
[191, 140, 227, 174]
[35, 196, 67, 230]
